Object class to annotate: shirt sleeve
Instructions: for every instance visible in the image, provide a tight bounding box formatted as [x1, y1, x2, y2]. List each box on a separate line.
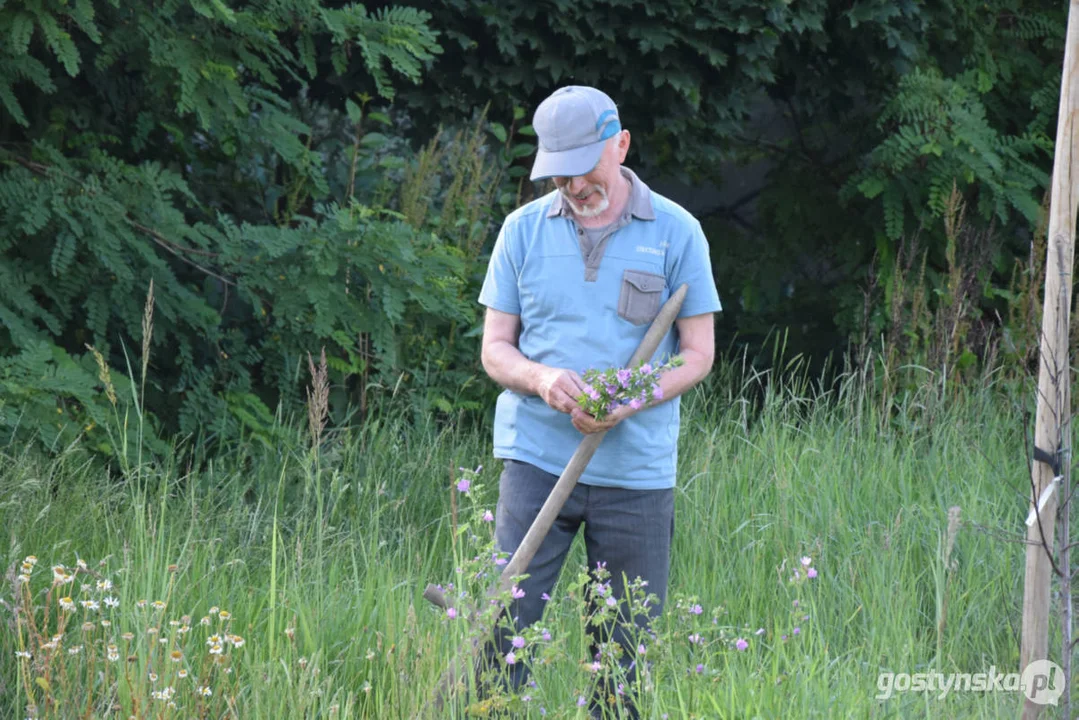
[478, 221, 522, 315]
[667, 219, 722, 317]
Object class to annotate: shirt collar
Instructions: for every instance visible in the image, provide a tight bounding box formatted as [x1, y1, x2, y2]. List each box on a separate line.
[546, 166, 656, 221]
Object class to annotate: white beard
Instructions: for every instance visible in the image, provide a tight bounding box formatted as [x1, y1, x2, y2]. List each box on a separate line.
[561, 185, 609, 218]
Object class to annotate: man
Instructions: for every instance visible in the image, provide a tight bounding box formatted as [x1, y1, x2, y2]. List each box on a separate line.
[477, 85, 721, 717]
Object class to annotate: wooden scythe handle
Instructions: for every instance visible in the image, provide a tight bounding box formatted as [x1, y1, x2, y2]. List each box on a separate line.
[419, 282, 689, 714]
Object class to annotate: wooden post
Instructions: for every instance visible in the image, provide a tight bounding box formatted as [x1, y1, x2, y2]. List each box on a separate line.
[1021, 3, 1079, 718]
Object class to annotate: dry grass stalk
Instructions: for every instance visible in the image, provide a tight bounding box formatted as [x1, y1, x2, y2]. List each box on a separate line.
[141, 279, 155, 386]
[85, 344, 117, 407]
[306, 348, 330, 450]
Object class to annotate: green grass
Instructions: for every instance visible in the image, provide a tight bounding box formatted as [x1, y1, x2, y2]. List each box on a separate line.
[0, 362, 1059, 718]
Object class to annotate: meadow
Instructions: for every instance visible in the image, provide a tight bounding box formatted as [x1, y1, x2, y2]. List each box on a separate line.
[0, 360, 1052, 718]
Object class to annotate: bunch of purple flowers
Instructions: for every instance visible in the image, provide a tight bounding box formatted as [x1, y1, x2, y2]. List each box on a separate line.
[576, 355, 684, 421]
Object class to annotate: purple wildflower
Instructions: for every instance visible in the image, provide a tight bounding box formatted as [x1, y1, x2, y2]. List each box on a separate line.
[456, 478, 470, 493]
[735, 638, 748, 651]
[512, 636, 525, 649]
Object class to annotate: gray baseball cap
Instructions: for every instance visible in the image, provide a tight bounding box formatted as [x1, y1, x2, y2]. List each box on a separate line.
[530, 86, 622, 181]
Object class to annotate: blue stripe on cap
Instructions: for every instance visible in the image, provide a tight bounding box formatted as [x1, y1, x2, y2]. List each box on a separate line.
[596, 109, 621, 140]
[598, 118, 621, 141]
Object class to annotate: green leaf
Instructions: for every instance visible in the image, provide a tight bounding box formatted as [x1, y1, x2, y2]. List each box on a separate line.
[489, 123, 507, 143]
[346, 99, 363, 125]
[509, 143, 535, 159]
[857, 177, 885, 199]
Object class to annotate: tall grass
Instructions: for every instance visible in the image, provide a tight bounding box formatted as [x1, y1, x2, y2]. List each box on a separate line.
[0, 355, 1052, 718]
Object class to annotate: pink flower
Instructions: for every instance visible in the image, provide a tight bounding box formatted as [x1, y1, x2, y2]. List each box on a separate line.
[793, 627, 801, 635]
[689, 604, 703, 615]
[807, 567, 818, 579]
[456, 478, 470, 493]
[735, 638, 748, 651]
[585, 385, 600, 400]
[482, 509, 494, 522]
[512, 636, 525, 649]
[542, 630, 551, 641]
[640, 363, 653, 375]
[606, 596, 616, 607]
[653, 384, 663, 400]
[801, 556, 812, 567]
[577, 696, 587, 707]
[511, 585, 525, 599]
[616, 368, 631, 387]
[505, 651, 517, 665]
[541, 592, 551, 602]
[688, 633, 702, 644]
[629, 398, 642, 410]
[637, 644, 647, 655]
[695, 663, 705, 673]
[446, 608, 457, 619]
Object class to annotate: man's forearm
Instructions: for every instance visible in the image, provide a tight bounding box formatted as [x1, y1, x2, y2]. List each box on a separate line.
[481, 340, 545, 396]
[652, 349, 712, 405]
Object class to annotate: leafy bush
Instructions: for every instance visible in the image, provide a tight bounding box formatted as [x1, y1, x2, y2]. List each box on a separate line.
[0, 1, 531, 457]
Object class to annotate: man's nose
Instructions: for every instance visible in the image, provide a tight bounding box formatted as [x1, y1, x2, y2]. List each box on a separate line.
[566, 176, 588, 194]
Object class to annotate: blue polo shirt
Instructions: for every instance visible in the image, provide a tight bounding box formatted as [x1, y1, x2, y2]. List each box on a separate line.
[478, 167, 722, 489]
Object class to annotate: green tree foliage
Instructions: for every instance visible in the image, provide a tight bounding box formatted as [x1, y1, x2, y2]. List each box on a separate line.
[0, 0, 1068, 458]
[396, 0, 1064, 370]
[0, 0, 511, 456]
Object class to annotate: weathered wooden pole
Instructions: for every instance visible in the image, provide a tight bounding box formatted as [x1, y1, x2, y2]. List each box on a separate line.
[1021, 3, 1079, 718]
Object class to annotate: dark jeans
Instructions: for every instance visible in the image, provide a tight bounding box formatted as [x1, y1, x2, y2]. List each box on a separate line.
[481, 459, 675, 718]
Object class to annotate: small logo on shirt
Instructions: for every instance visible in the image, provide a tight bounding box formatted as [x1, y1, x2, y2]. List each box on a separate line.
[636, 245, 664, 257]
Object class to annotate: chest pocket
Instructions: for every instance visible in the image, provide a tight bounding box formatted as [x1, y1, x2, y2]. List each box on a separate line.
[618, 269, 665, 325]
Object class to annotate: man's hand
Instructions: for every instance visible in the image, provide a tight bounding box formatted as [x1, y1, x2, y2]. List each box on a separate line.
[536, 367, 587, 414]
[571, 403, 635, 434]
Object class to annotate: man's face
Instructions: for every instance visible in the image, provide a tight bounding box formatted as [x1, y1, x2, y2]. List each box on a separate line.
[553, 131, 630, 218]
